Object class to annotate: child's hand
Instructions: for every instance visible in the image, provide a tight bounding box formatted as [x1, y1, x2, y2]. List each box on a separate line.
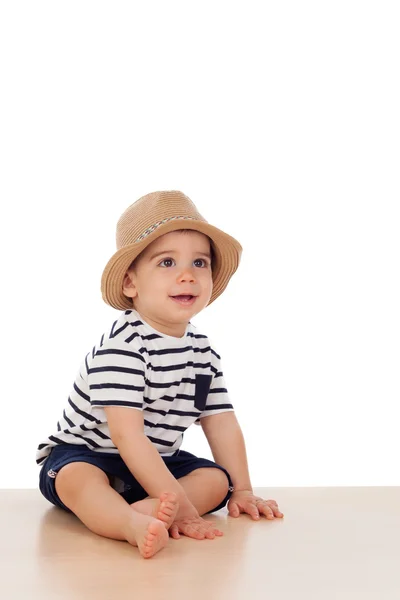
[228, 490, 284, 521]
[169, 514, 223, 540]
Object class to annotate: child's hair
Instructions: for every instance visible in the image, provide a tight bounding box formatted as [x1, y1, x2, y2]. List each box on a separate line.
[127, 229, 215, 272]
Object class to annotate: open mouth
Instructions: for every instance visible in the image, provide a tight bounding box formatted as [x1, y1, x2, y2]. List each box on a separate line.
[170, 295, 197, 305]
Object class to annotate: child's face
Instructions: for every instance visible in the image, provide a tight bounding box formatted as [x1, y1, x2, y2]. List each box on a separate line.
[122, 230, 213, 337]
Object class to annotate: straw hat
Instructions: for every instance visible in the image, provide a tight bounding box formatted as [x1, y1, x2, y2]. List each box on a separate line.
[101, 190, 242, 310]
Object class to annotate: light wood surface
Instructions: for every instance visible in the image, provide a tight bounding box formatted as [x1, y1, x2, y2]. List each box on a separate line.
[0, 487, 399, 599]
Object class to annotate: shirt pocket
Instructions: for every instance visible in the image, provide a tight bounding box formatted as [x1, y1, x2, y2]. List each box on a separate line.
[194, 374, 213, 411]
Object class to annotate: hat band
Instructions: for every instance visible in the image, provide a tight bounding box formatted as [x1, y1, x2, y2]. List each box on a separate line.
[134, 216, 197, 243]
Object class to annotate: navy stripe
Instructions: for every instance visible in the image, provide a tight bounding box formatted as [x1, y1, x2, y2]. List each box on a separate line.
[187, 332, 208, 339]
[109, 319, 118, 338]
[144, 375, 196, 389]
[68, 396, 102, 424]
[111, 322, 129, 337]
[125, 332, 141, 343]
[203, 404, 233, 410]
[88, 366, 144, 376]
[148, 346, 193, 356]
[91, 400, 142, 408]
[209, 388, 228, 394]
[49, 435, 68, 445]
[144, 407, 167, 416]
[64, 431, 102, 448]
[144, 394, 176, 404]
[63, 410, 75, 428]
[144, 379, 180, 389]
[80, 425, 110, 440]
[95, 348, 146, 363]
[90, 383, 145, 392]
[169, 409, 200, 417]
[73, 382, 90, 402]
[144, 377, 195, 389]
[144, 420, 186, 432]
[143, 397, 157, 405]
[148, 361, 211, 373]
[147, 435, 176, 447]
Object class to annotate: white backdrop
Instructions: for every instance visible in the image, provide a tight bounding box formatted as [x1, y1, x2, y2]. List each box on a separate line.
[1, 1, 399, 488]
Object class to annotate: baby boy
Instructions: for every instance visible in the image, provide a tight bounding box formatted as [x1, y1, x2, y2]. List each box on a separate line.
[37, 190, 283, 558]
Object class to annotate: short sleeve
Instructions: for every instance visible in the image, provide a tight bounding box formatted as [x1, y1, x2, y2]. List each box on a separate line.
[86, 339, 146, 410]
[196, 347, 234, 422]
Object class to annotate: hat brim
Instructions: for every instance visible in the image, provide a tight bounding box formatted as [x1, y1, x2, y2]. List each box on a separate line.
[101, 220, 242, 310]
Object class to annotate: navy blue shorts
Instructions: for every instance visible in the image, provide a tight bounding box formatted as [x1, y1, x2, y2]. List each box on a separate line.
[39, 444, 234, 514]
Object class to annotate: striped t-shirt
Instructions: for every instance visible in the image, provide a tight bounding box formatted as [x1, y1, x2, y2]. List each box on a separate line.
[36, 309, 233, 466]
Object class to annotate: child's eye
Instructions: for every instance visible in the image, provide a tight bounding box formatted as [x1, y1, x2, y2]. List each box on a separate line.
[159, 258, 175, 268]
[194, 258, 208, 268]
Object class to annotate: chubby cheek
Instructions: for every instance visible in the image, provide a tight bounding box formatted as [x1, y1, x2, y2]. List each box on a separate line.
[202, 275, 214, 301]
[146, 278, 171, 299]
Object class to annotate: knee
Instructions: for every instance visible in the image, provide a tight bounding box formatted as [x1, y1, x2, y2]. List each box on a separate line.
[199, 467, 230, 501]
[55, 462, 109, 499]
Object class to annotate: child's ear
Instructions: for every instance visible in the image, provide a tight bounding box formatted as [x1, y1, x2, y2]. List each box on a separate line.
[122, 270, 137, 299]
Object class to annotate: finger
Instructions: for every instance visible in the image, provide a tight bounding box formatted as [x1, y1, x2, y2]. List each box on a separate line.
[245, 504, 260, 520]
[204, 523, 224, 537]
[204, 529, 215, 539]
[184, 529, 206, 540]
[212, 523, 224, 535]
[197, 522, 220, 538]
[194, 522, 222, 539]
[266, 500, 284, 518]
[258, 504, 275, 519]
[228, 502, 240, 518]
[197, 520, 216, 536]
[204, 528, 223, 538]
[169, 525, 180, 539]
[180, 523, 206, 540]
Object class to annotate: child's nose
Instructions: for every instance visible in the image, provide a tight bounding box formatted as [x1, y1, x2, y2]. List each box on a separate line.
[177, 268, 196, 282]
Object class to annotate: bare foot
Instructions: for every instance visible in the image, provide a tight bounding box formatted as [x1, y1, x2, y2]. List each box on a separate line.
[125, 511, 169, 559]
[130, 492, 179, 530]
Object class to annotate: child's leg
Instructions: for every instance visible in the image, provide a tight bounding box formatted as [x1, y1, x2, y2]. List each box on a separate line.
[176, 467, 230, 515]
[54, 461, 177, 558]
[131, 467, 229, 518]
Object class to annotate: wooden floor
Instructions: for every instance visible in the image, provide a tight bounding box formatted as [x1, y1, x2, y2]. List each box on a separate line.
[0, 487, 399, 599]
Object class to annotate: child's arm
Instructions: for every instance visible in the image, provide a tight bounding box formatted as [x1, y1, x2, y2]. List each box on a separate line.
[201, 411, 284, 520]
[106, 405, 193, 506]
